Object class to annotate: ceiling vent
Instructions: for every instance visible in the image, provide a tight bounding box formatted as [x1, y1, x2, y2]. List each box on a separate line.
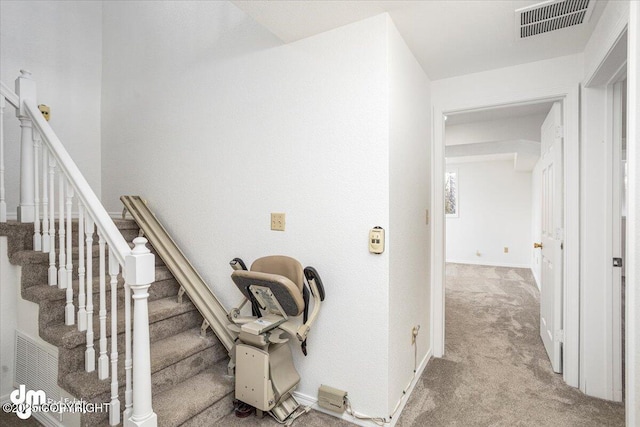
[515, 0, 595, 39]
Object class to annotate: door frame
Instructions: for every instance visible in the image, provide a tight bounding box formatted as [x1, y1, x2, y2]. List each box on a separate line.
[606, 76, 626, 402]
[431, 84, 581, 388]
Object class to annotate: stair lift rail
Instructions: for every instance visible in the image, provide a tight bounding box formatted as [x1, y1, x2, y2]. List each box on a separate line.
[1, 71, 157, 427]
[120, 195, 236, 354]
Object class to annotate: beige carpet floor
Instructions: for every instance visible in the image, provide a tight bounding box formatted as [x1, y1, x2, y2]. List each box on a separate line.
[396, 263, 625, 427]
[2, 263, 625, 426]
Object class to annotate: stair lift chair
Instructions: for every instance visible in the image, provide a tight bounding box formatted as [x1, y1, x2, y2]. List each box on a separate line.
[227, 256, 326, 423]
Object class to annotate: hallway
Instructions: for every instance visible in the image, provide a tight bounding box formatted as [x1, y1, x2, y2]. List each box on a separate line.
[396, 263, 625, 427]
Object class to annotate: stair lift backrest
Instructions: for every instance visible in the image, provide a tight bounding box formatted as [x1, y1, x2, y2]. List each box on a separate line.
[251, 255, 305, 292]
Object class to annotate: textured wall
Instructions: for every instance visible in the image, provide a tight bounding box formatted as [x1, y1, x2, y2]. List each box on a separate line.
[101, 2, 392, 415]
[387, 15, 432, 412]
[0, 0, 103, 212]
[445, 159, 532, 268]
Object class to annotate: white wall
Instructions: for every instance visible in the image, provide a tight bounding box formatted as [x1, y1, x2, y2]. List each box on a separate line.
[387, 16, 431, 412]
[431, 54, 584, 109]
[445, 160, 532, 268]
[0, 0, 103, 211]
[101, 1, 413, 416]
[0, 238, 18, 399]
[445, 114, 545, 146]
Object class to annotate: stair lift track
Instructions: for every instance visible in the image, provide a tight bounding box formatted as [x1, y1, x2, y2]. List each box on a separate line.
[120, 195, 235, 354]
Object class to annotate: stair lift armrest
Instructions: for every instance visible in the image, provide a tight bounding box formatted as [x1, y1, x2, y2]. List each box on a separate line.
[277, 320, 300, 341]
[296, 277, 322, 342]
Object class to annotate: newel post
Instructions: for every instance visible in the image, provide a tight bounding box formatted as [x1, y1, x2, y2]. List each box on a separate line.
[15, 70, 36, 222]
[124, 237, 157, 427]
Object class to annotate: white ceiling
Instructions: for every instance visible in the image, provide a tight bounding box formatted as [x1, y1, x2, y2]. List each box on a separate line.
[232, 0, 607, 80]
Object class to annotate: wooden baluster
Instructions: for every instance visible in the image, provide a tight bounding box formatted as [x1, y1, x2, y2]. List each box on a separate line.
[32, 130, 41, 250]
[108, 251, 121, 426]
[41, 148, 49, 252]
[0, 95, 6, 223]
[47, 157, 57, 286]
[65, 181, 74, 325]
[85, 216, 95, 372]
[77, 203, 87, 331]
[124, 238, 156, 427]
[57, 172, 66, 288]
[98, 232, 109, 379]
[124, 279, 133, 419]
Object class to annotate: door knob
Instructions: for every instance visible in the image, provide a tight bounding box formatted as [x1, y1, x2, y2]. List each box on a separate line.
[533, 242, 543, 249]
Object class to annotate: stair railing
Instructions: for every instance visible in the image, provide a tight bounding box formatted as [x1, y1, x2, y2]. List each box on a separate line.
[1, 70, 157, 427]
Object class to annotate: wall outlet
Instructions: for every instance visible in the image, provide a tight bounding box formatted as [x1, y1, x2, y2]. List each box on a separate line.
[271, 213, 285, 231]
[504, 247, 509, 253]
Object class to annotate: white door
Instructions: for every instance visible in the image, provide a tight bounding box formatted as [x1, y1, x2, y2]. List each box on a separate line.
[539, 102, 564, 373]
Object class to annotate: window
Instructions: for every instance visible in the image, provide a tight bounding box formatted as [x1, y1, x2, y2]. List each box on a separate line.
[445, 170, 458, 217]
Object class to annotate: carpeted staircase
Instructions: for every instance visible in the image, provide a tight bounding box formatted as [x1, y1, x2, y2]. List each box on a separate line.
[1, 219, 235, 426]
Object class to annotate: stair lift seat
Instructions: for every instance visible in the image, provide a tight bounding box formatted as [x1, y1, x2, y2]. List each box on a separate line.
[227, 255, 325, 423]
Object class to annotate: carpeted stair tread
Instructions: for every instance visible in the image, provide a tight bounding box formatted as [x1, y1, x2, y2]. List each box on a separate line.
[11, 244, 106, 265]
[0, 222, 33, 255]
[61, 328, 221, 399]
[41, 296, 197, 349]
[22, 265, 176, 304]
[11, 244, 164, 267]
[113, 218, 139, 230]
[154, 362, 234, 427]
[4, 220, 236, 427]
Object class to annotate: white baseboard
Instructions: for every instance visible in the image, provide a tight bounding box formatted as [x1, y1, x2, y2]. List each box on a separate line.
[293, 391, 378, 427]
[446, 259, 532, 269]
[386, 347, 431, 427]
[294, 347, 432, 427]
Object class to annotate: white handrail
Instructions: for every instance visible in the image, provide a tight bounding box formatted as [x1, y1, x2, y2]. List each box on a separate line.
[0, 71, 157, 427]
[24, 100, 131, 264]
[3, 71, 157, 427]
[0, 81, 19, 109]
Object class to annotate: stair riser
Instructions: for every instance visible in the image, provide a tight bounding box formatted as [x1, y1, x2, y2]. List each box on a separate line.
[0, 223, 33, 255]
[38, 278, 181, 325]
[77, 345, 226, 427]
[56, 309, 205, 379]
